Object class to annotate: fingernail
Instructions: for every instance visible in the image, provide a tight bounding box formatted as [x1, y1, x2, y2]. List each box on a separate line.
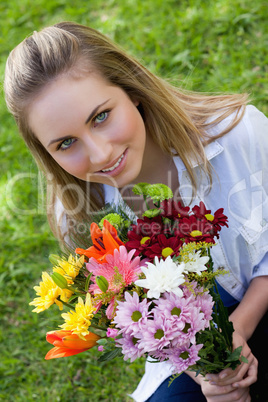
[220, 373, 227, 379]
[206, 375, 212, 380]
[210, 381, 217, 385]
[233, 383, 239, 388]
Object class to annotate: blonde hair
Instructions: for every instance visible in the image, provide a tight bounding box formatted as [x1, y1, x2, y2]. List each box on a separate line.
[4, 21, 248, 241]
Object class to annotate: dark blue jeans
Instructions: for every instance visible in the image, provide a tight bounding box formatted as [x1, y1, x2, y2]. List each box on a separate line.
[146, 373, 206, 402]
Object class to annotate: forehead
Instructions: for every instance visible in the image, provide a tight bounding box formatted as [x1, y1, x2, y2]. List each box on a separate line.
[27, 73, 115, 137]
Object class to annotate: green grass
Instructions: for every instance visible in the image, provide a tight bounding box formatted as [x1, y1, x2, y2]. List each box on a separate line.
[0, 0, 267, 400]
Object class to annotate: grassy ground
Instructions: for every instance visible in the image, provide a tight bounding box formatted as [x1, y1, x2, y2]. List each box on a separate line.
[0, 0, 267, 401]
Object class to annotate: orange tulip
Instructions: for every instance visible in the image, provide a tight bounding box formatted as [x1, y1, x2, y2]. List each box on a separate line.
[75, 220, 124, 263]
[45, 330, 101, 359]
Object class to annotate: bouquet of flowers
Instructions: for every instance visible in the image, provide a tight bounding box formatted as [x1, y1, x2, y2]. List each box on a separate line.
[30, 183, 247, 379]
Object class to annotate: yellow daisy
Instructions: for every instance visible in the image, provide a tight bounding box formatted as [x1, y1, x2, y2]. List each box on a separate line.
[29, 272, 63, 312]
[60, 293, 96, 338]
[53, 254, 84, 285]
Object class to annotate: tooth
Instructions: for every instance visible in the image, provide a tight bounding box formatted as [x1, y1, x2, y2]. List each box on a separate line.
[101, 153, 124, 172]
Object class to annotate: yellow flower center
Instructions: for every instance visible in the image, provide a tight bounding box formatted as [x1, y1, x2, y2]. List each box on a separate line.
[189, 230, 202, 237]
[140, 236, 150, 245]
[162, 247, 174, 258]
[180, 351, 189, 360]
[111, 266, 124, 288]
[205, 213, 214, 222]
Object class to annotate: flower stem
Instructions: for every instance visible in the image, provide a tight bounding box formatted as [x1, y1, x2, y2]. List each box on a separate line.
[58, 298, 76, 311]
[90, 324, 107, 331]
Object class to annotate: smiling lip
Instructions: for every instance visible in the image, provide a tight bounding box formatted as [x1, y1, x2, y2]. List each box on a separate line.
[96, 149, 128, 177]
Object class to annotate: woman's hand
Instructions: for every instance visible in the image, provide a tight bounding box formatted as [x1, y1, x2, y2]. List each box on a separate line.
[199, 376, 251, 402]
[187, 369, 252, 402]
[187, 332, 258, 401]
[205, 332, 258, 389]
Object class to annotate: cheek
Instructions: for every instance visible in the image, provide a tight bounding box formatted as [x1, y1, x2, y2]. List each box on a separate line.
[54, 153, 89, 178]
[114, 109, 145, 143]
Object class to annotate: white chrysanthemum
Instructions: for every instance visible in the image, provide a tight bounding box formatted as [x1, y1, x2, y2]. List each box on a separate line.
[134, 256, 185, 299]
[182, 251, 209, 275]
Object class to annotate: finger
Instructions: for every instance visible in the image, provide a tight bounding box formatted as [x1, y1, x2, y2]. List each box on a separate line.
[232, 357, 258, 388]
[206, 368, 233, 383]
[210, 363, 252, 386]
[207, 353, 255, 386]
[204, 385, 250, 402]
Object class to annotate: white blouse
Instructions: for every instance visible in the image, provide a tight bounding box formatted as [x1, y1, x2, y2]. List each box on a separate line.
[103, 105, 268, 401]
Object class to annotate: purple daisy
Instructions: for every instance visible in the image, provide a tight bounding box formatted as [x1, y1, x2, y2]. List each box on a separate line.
[153, 292, 195, 330]
[137, 316, 181, 354]
[116, 333, 144, 362]
[195, 291, 214, 326]
[113, 291, 151, 335]
[167, 343, 203, 373]
[172, 308, 205, 347]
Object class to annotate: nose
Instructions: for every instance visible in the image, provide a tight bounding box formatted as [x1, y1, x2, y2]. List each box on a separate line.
[84, 133, 113, 170]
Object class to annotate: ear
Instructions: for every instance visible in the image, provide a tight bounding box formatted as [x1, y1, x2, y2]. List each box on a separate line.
[132, 99, 140, 107]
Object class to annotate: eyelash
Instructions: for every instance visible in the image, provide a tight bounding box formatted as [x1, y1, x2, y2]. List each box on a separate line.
[57, 138, 76, 151]
[92, 110, 110, 127]
[57, 109, 111, 151]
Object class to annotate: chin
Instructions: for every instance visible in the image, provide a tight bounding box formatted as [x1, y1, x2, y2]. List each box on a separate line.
[82, 165, 142, 188]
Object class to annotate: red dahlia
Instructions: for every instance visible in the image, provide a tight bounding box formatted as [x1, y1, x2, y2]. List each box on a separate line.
[143, 234, 183, 261]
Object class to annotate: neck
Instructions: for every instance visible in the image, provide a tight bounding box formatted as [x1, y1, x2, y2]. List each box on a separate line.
[132, 134, 176, 187]
[120, 135, 180, 217]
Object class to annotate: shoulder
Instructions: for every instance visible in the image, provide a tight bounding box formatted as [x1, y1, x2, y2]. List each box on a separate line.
[213, 105, 268, 160]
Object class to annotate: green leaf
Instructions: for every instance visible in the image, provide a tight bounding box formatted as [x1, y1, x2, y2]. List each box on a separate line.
[97, 338, 108, 346]
[225, 346, 242, 362]
[240, 356, 248, 363]
[85, 272, 92, 292]
[98, 348, 122, 362]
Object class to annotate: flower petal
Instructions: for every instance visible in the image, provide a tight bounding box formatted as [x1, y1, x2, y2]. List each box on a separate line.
[45, 346, 88, 359]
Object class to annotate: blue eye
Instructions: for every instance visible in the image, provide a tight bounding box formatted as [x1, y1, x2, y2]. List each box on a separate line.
[58, 138, 75, 151]
[94, 111, 109, 126]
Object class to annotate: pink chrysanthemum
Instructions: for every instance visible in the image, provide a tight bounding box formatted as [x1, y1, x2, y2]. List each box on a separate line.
[137, 316, 181, 354]
[167, 343, 203, 373]
[116, 333, 144, 362]
[113, 292, 151, 335]
[153, 292, 195, 330]
[171, 308, 205, 346]
[86, 246, 142, 294]
[195, 291, 214, 326]
[181, 281, 200, 298]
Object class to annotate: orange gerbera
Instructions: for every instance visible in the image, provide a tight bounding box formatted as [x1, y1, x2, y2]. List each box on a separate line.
[45, 330, 100, 359]
[75, 220, 124, 263]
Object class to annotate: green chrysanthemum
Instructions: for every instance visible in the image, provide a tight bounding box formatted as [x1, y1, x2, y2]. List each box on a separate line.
[132, 182, 173, 202]
[143, 208, 163, 218]
[132, 182, 150, 196]
[146, 184, 173, 202]
[99, 213, 129, 230]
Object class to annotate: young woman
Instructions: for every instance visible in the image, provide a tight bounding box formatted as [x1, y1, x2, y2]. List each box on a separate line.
[4, 21, 268, 401]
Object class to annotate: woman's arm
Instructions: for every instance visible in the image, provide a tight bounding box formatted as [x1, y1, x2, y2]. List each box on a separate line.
[229, 275, 268, 341]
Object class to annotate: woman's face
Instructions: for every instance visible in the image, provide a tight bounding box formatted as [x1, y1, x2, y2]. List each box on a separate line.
[28, 73, 147, 189]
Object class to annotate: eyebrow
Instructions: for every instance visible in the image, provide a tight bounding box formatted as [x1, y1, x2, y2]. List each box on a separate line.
[47, 99, 110, 147]
[85, 99, 110, 124]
